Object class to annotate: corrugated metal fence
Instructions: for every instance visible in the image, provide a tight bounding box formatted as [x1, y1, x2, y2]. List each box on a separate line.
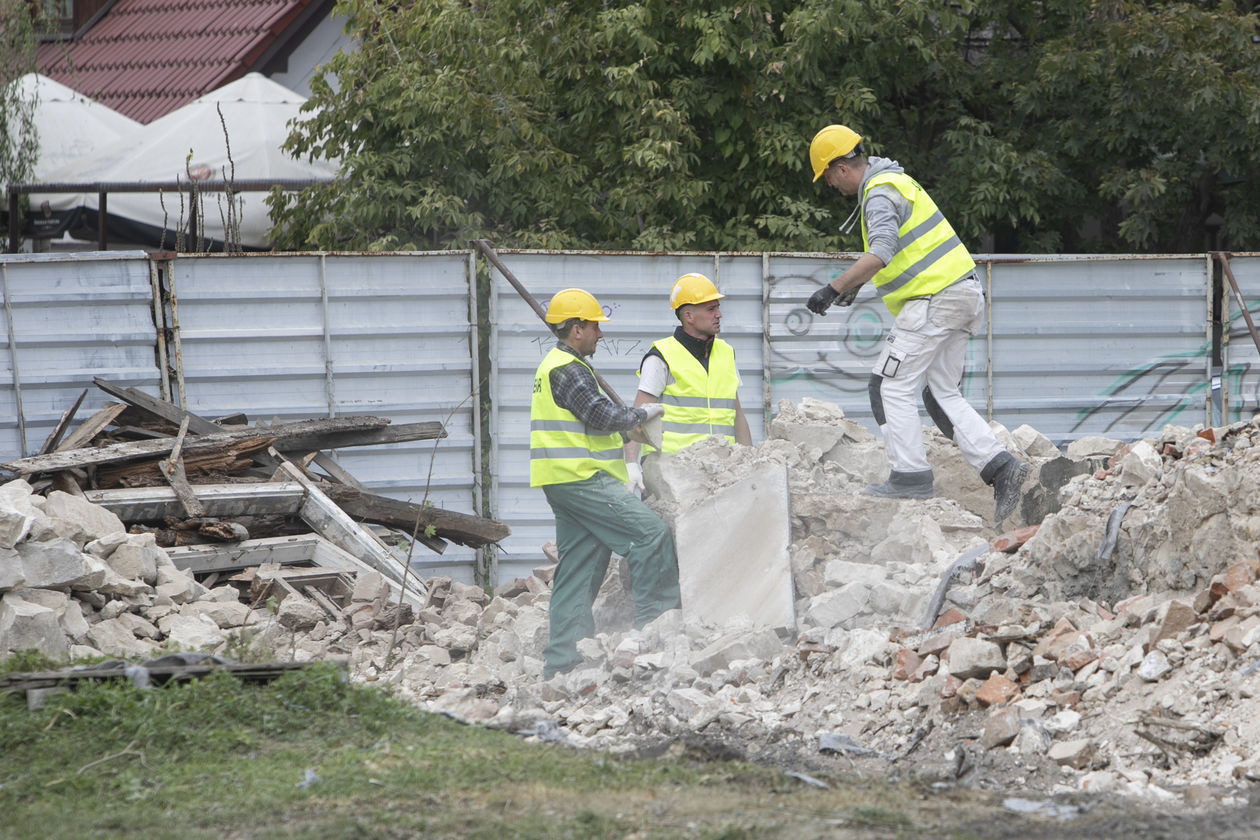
[3, 249, 1256, 582]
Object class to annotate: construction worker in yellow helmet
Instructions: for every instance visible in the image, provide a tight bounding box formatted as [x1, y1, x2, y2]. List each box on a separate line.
[531, 287, 680, 679]
[806, 124, 1029, 525]
[623, 273, 753, 498]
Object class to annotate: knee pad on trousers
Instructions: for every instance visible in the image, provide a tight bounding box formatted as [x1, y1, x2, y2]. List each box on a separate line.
[922, 385, 955, 439]
[868, 374, 885, 426]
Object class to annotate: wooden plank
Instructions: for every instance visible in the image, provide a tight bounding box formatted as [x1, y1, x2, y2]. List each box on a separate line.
[279, 462, 426, 607]
[324, 484, 509, 548]
[56, 402, 128, 452]
[39, 388, 88, 454]
[312, 452, 366, 490]
[92, 378, 223, 435]
[158, 418, 206, 517]
[276, 421, 446, 452]
[284, 451, 446, 555]
[1, 416, 390, 474]
[85, 482, 307, 522]
[95, 436, 272, 488]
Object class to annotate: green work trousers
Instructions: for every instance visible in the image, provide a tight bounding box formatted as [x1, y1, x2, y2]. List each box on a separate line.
[541, 471, 680, 677]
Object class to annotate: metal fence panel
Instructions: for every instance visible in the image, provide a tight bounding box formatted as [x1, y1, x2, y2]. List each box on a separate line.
[169, 253, 480, 579]
[987, 256, 1210, 441]
[488, 251, 767, 579]
[0, 251, 161, 459]
[1220, 255, 1260, 423]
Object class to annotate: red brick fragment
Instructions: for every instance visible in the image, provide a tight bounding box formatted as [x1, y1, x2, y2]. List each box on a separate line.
[991, 525, 1039, 554]
[933, 607, 968, 630]
[893, 648, 923, 681]
[975, 673, 1020, 707]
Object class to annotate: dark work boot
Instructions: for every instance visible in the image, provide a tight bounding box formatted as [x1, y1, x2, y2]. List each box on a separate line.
[983, 453, 1030, 524]
[864, 469, 934, 500]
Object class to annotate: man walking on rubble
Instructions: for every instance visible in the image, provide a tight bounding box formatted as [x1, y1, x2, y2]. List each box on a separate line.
[805, 124, 1029, 524]
[622, 272, 753, 496]
[530, 288, 681, 679]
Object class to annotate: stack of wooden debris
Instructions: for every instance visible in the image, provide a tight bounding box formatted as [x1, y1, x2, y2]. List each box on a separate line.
[0, 378, 509, 603]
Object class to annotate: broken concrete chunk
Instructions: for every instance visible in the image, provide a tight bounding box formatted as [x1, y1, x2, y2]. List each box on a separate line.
[106, 536, 164, 584]
[1047, 738, 1096, 769]
[945, 637, 1006, 680]
[15, 537, 91, 590]
[981, 706, 1021, 748]
[41, 491, 126, 547]
[1137, 650, 1172, 681]
[0, 488, 38, 549]
[1065, 436, 1123, 459]
[277, 595, 325, 631]
[690, 628, 785, 676]
[0, 592, 70, 658]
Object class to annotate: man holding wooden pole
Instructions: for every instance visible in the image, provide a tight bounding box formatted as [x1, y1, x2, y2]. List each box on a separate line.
[529, 288, 681, 679]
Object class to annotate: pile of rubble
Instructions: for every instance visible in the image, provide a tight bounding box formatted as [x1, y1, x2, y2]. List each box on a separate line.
[5, 397, 1260, 808]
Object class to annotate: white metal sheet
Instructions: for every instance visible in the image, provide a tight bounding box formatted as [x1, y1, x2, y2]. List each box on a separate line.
[986, 256, 1209, 441]
[0, 251, 160, 458]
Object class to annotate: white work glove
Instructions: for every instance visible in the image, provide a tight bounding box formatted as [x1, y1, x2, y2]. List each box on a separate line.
[625, 462, 645, 498]
[640, 403, 664, 421]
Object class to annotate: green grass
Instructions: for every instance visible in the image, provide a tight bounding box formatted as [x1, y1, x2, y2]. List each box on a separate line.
[0, 656, 1072, 839]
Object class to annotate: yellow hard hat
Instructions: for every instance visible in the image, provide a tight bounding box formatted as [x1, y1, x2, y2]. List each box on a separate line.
[809, 124, 863, 182]
[669, 273, 724, 310]
[545, 288, 609, 324]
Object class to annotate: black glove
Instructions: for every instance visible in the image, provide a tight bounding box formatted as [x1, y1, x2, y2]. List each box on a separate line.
[807, 285, 840, 315]
[835, 285, 859, 307]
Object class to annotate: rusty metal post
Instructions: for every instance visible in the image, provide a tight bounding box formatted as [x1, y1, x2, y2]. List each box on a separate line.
[472, 239, 625, 406]
[97, 191, 107, 250]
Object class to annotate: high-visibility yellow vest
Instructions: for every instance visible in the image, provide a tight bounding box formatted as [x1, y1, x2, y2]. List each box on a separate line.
[642, 337, 738, 454]
[861, 171, 976, 316]
[530, 347, 628, 487]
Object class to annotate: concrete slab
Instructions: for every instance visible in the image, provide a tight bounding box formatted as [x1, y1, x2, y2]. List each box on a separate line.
[673, 461, 794, 630]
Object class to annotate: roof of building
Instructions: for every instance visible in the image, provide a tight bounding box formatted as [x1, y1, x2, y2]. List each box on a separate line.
[36, 0, 325, 125]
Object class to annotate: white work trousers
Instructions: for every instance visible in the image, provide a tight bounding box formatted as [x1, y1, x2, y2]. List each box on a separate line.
[871, 276, 1004, 475]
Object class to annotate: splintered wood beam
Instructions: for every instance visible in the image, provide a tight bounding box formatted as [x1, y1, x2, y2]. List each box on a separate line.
[1, 416, 391, 475]
[158, 418, 205, 517]
[279, 422, 447, 451]
[322, 484, 509, 548]
[271, 450, 446, 555]
[39, 388, 88, 454]
[56, 402, 128, 452]
[92, 378, 223, 434]
[94, 436, 272, 488]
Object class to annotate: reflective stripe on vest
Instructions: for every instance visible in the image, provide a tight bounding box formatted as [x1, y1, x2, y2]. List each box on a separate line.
[529, 347, 628, 487]
[860, 171, 976, 316]
[642, 336, 738, 454]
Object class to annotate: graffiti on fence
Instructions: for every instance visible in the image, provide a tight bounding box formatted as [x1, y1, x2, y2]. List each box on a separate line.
[764, 270, 985, 402]
[1069, 355, 1208, 436]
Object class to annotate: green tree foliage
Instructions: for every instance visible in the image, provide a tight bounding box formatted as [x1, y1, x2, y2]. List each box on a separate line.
[270, 0, 1260, 254]
[0, 0, 43, 192]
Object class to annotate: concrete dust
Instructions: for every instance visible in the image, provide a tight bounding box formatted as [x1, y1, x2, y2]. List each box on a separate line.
[8, 397, 1260, 821]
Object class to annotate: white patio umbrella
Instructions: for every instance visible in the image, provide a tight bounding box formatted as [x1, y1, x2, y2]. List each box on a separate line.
[5, 73, 141, 238]
[29, 73, 339, 249]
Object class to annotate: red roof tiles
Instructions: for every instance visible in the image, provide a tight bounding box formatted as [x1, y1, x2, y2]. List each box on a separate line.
[37, 0, 320, 124]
